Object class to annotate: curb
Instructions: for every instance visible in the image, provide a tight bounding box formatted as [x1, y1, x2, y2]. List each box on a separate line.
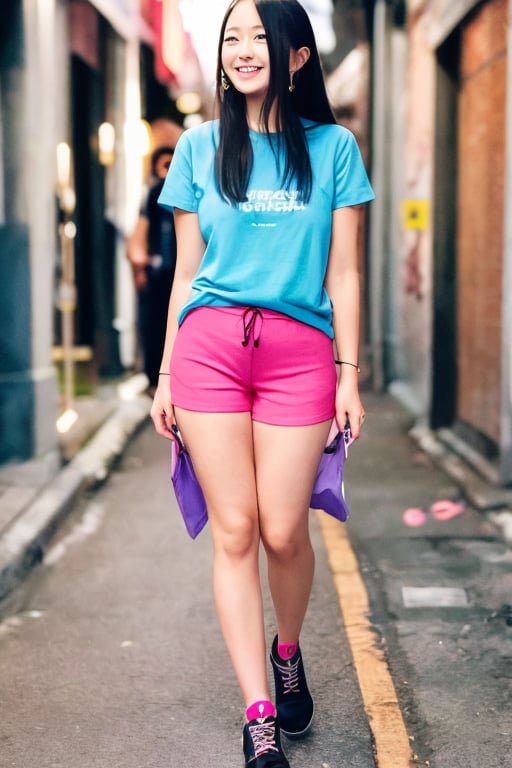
[0, 396, 151, 604]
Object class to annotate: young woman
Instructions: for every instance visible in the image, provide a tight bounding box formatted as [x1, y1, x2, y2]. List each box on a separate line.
[151, 1, 374, 765]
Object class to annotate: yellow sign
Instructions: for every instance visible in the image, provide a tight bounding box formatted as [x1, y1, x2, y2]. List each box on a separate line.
[403, 200, 429, 230]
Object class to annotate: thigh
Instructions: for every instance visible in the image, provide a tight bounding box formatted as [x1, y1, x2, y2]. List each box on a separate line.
[253, 420, 332, 542]
[173, 408, 259, 543]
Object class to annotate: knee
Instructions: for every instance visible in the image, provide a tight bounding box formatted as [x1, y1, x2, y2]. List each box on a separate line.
[262, 527, 311, 563]
[212, 513, 259, 561]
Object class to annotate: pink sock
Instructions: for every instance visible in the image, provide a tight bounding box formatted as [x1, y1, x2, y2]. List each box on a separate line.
[246, 700, 276, 721]
[277, 641, 298, 660]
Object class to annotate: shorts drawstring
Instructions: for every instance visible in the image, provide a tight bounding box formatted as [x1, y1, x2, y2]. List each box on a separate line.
[241, 307, 263, 348]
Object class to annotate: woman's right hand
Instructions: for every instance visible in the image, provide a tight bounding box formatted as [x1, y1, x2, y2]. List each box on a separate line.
[133, 266, 148, 291]
[150, 377, 176, 440]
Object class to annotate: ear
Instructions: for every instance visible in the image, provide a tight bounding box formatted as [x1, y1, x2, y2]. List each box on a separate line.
[290, 46, 310, 74]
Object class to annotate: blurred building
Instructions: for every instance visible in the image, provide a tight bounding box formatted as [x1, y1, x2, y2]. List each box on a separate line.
[0, 0, 189, 464]
[0, 0, 511, 488]
[365, 0, 512, 485]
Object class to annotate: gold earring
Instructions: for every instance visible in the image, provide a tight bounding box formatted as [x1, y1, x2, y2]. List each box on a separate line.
[289, 71, 295, 93]
[221, 72, 231, 91]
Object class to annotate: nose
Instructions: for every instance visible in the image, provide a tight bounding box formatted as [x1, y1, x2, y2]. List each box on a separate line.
[238, 35, 254, 58]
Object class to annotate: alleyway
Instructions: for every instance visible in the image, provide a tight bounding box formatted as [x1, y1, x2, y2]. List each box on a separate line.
[0, 394, 510, 768]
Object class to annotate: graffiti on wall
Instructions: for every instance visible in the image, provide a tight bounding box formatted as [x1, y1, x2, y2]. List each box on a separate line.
[402, 199, 430, 300]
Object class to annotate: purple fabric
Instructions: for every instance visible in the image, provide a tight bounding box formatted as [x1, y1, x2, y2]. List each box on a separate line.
[171, 425, 351, 539]
[171, 428, 208, 539]
[310, 429, 351, 522]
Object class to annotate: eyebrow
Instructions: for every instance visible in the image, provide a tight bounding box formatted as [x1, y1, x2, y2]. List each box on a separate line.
[225, 24, 265, 33]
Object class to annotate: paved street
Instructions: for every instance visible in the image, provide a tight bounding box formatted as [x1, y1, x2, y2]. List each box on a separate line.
[0, 394, 511, 768]
[346, 400, 512, 767]
[0, 418, 374, 768]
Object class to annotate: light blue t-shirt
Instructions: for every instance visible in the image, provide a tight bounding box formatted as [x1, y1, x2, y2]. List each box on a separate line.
[158, 119, 374, 338]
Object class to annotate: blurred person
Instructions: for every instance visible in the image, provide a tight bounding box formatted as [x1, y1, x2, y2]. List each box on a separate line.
[151, 1, 374, 765]
[127, 146, 177, 392]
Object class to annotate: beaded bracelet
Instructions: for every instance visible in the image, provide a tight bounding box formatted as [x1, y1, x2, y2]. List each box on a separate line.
[335, 360, 361, 373]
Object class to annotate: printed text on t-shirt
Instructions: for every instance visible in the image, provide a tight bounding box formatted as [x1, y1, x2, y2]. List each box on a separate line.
[240, 190, 306, 213]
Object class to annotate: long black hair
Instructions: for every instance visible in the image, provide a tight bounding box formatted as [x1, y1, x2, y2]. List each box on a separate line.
[215, 0, 336, 205]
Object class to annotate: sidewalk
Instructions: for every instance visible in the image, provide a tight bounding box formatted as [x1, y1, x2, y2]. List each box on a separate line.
[0, 375, 151, 605]
[1, 379, 511, 608]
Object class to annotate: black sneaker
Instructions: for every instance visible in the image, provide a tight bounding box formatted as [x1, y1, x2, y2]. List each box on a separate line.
[243, 715, 290, 767]
[270, 635, 314, 738]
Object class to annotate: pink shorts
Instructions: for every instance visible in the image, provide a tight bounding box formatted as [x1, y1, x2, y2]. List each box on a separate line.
[170, 306, 336, 426]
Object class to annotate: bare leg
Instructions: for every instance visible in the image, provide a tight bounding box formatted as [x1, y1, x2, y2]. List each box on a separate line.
[253, 420, 332, 643]
[173, 408, 270, 707]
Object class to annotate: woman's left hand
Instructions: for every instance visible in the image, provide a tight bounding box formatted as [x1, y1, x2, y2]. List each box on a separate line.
[335, 382, 366, 440]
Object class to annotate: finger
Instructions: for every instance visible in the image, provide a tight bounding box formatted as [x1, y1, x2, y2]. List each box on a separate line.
[350, 421, 360, 439]
[355, 411, 366, 439]
[155, 419, 174, 441]
[150, 405, 174, 440]
[347, 411, 365, 440]
[161, 406, 177, 436]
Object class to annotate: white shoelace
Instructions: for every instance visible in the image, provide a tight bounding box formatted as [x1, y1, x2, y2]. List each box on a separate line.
[248, 720, 279, 757]
[276, 659, 300, 694]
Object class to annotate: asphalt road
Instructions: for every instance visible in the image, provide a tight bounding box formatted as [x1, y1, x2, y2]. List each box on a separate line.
[346, 401, 512, 768]
[0, 424, 374, 768]
[0, 394, 511, 767]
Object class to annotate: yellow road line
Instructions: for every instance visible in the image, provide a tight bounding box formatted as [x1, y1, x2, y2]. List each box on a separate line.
[317, 512, 415, 768]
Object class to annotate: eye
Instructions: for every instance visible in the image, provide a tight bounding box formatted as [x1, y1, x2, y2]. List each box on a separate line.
[224, 35, 238, 43]
[255, 33, 267, 41]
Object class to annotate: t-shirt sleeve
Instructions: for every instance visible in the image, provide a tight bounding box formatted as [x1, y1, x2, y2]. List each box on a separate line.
[157, 132, 198, 213]
[333, 129, 375, 209]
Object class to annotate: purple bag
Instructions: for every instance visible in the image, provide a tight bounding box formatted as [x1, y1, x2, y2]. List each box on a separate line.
[171, 424, 352, 539]
[310, 427, 352, 522]
[171, 425, 208, 539]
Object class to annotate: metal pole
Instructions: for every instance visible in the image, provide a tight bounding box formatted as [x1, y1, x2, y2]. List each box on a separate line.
[58, 218, 77, 412]
[368, 0, 388, 391]
[56, 140, 77, 414]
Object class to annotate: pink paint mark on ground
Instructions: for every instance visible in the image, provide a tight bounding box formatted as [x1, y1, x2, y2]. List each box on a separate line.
[430, 500, 466, 521]
[402, 507, 427, 527]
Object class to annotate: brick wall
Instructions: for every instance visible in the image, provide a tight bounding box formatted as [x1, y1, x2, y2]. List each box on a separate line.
[456, 0, 506, 445]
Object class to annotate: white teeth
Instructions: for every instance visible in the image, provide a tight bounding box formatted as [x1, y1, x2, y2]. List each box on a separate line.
[238, 67, 259, 73]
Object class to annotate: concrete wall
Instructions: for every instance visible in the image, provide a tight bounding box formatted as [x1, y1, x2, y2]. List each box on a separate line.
[0, 0, 68, 462]
[368, 1, 413, 399]
[25, 0, 70, 459]
[392, 13, 435, 417]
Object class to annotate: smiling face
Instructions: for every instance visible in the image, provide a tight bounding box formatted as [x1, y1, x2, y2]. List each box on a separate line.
[221, 0, 270, 102]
